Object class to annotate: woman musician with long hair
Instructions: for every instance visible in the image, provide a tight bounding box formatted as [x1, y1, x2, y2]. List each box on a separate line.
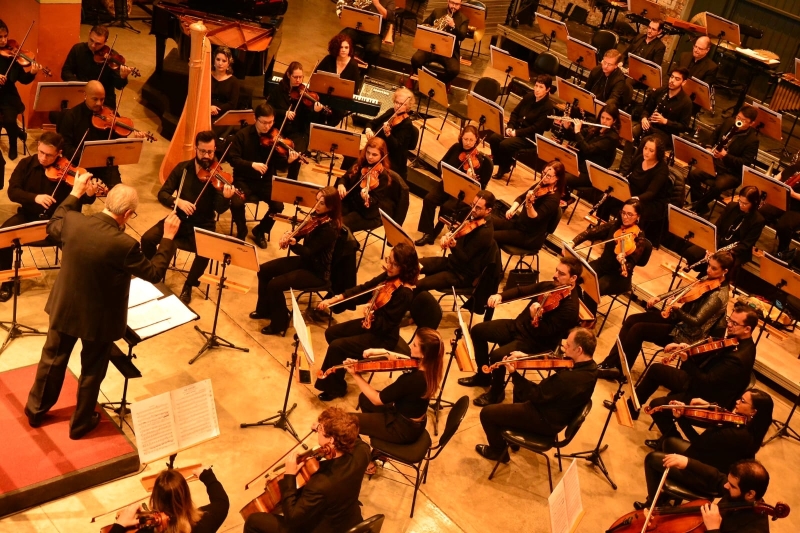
[336, 137, 393, 232]
[314, 243, 419, 401]
[759, 157, 800, 260]
[315, 34, 362, 127]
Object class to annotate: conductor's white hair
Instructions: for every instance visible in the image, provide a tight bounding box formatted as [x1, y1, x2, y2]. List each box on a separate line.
[105, 184, 139, 215]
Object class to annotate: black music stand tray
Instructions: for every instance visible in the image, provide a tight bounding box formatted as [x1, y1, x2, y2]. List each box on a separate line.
[765, 387, 800, 445]
[100, 343, 141, 431]
[413, 67, 448, 166]
[308, 124, 361, 186]
[665, 205, 717, 290]
[80, 138, 144, 172]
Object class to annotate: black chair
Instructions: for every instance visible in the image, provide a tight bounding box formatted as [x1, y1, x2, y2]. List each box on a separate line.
[529, 51, 560, 78]
[594, 238, 654, 334]
[396, 291, 443, 355]
[439, 77, 501, 138]
[301, 225, 360, 322]
[345, 514, 385, 533]
[356, 171, 410, 269]
[433, 241, 500, 324]
[591, 30, 618, 62]
[369, 395, 469, 517]
[488, 400, 592, 492]
[499, 206, 562, 275]
[662, 479, 718, 505]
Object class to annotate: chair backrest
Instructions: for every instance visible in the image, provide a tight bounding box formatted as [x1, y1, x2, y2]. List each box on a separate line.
[410, 291, 443, 330]
[562, 3, 588, 24]
[637, 238, 654, 267]
[388, 170, 411, 225]
[547, 206, 563, 235]
[591, 29, 618, 57]
[534, 52, 560, 77]
[474, 77, 501, 103]
[345, 514, 385, 533]
[437, 396, 470, 451]
[555, 400, 592, 448]
[667, 165, 687, 208]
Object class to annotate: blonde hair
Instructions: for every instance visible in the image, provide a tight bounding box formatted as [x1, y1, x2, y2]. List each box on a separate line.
[395, 87, 415, 110]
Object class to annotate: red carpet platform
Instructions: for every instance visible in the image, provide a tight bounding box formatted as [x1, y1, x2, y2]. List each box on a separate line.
[0, 365, 140, 517]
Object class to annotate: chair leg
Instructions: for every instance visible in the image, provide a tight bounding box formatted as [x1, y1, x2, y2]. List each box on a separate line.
[488, 445, 509, 480]
[409, 464, 423, 518]
[543, 452, 554, 492]
[439, 110, 450, 139]
[502, 252, 513, 273]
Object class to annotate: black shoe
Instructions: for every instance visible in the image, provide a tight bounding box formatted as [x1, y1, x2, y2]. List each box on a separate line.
[598, 367, 623, 381]
[179, 285, 192, 304]
[236, 229, 248, 241]
[633, 500, 652, 511]
[414, 233, 436, 246]
[249, 311, 267, 320]
[8, 143, 17, 161]
[69, 412, 101, 440]
[603, 399, 617, 411]
[644, 438, 663, 450]
[260, 324, 284, 336]
[318, 391, 345, 402]
[458, 374, 491, 387]
[475, 444, 510, 463]
[777, 249, 797, 263]
[251, 229, 268, 249]
[24, 406, 42, 428]
[473, 392, 504, 407]
[509, 444, 520, 452]
[0, 283, 12, 303]
[491, 173, 504, 180]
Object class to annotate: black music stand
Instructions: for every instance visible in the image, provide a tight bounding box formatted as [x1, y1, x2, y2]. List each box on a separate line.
[666, 205, 717, 290]
[308, 124, 361, 186]
[742, 166, 790, 213]
[566, 37, 597, 80]
[108, 0, 141, 33]
[672, 135, 717, 179]
[34, 82, 87, 114]
[414, 67, 448, 165]
[489, 45, 529, 106]
[0, 221, 48, 355]
[535, 13, 568, 51]
[340, 5, 382, 35]
[412, 24, 456, 61]
[466, 91, 504, 138]
[190, 229, 257, 364]
[215, 110, 256, 128]
[80, 138, 144, 178]
[100, 343, 141, 431]
[757, 252, 800, 344]
[765, 385, 800, 445]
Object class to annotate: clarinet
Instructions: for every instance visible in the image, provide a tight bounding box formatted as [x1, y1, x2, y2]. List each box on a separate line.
[714, 120, 743, 152]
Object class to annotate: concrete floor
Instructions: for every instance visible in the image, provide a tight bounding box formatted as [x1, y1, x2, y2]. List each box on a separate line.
[0, 3, 798, 532]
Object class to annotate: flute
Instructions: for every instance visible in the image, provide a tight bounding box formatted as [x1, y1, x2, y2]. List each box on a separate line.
[547, 116, 610, 128]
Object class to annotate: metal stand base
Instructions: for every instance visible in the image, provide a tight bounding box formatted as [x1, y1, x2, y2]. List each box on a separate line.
[190, 325, 249, 364]
[765, 396, 800, 445]
[428, 328, 463, 436]
[0, 242, 45, 355]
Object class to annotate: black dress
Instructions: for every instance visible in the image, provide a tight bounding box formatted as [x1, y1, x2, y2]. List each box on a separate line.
[336, 165, 392, 232]
[355, 369, 429, 444]
[316, 55, 361, 126]
[211, 75, 241, 121]
[491, 188, 560, 250]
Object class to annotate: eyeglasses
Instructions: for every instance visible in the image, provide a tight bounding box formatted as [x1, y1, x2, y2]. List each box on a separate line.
[620, 211, 637, 218]
[256, 119, 274, 127]
[726, 317, 744, 327]
[197, 148, 215, 156]
[129, 211, 138, 219]
[601, 61, 617, 67]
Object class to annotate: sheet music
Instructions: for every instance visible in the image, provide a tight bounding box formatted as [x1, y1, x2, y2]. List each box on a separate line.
[128, 299, 171, 330]
[131, 393, 179, 464]
[292, 289, 315, 364]
[172, 379, 220, 449]
[563, 460, 584, 526]
[548, 460, 584, 533]
[135, 295, 198, 339]
[129, 277, 164, 308]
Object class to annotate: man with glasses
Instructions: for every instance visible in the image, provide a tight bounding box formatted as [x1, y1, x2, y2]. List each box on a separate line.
[229, 104, 297, 246]
[678, 36, 718, 85]
[633, 302, 758, 449]
[410, 0, 469, 86]
[0, 132, 99, 301]
[141, 131, 235, 304]
[585, 50, 629, 109]
[623, 18, 666, 67]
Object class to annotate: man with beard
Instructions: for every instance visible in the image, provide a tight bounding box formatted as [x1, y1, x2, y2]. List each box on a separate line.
[141, 131, 235, 304]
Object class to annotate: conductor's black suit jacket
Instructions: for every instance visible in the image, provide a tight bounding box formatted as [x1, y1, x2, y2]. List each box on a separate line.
[45, 195, 176, 342]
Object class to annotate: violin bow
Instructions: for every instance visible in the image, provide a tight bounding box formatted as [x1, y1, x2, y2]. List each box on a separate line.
[641, 468, 671, 533]
[329, 283, 386, 307]
[107, 84, 126, 140]
[193, 142, 233, 208]
[97, 34, 118, 80]
[487, 284, 572, 307]
[48, 129, 90, 200]
[572, 231, 634, 252]
[244, 429, 316, 489]
[173, 169, 187, 214]
[3, 21, 34, 78]
[89, 494, 149, 523]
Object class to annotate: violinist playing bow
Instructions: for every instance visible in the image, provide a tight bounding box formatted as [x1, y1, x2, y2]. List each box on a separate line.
[359, 87, 418, 179]
[0, 19, 40, 163]
[336, 137, 394, 232]
[315, 243, 418, 401]
[0, 132, 98, 302]
[461, 257, 583, 406]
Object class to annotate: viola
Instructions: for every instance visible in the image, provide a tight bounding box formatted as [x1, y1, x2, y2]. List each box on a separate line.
[92, 107, 157, 142]
[289, 83, 331, 114]
[99, 509, 170, 533]
[605, 499, 789, 533]
[359, 163, 383, 208]
[644, 403, 749, 426]
[661, 336, 739, 365]
[531, 287, 572, 327]
[614, 224, 640, 277]
[279, 214, 330, 250]
[482, 354, 573, 374]
[441, 209, 486, 249]
[318, 354, 420, 379]
[197, 164, 244, 200]
[660, 277, 723, 319]
[0, 40, 52, 76]
[93, 45, 141, 77]
[459, 148, 481, 176]
[259, 129, 310, 164]
[43, 156, 109, 196]
[362, 278, 403, 329]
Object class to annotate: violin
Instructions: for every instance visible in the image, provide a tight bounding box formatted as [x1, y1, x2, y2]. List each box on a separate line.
[289, 83, 331, 114]
[661, 336, 739, 365]
[0, 40, 52, 77]
[280, 214, 330, 249]
[93, 45, 141, 77]
[259, 129, 310, 164]
[318, 354, 420, 379]
[643, 403, 749, 426]
[660, 277, 723, 319]
[99, 507, 170, 533]
[197, 164, 244, 200]
[459, 147, 481, 176]
[605, 499, 789, 533]
[441, 200, 485, 249]
[359, 162, 383, 208]
[531, 287, 572, 327]
[362, 278, 403, 329]
[92, 106, 157, 142]
[614, 224, 640, 277]
[43, 156, 109, 197]
[481, 353, 573, 374]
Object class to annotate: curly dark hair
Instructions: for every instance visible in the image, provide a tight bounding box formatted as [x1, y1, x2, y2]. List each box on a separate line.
[640, 135, 666, 163]
[318, 407, 360, 454]
[328, 33, 354, 57]
[391, 243, 420, 285]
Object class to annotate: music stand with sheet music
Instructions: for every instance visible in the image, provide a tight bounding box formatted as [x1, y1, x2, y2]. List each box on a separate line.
[0, 221, 48, 355]
[757, 253, 800, 343]
[80, 138, 144, 171]
[309, 71, 357, 100]
[340, 6, 382, 35]
[562, 244, 601, 307]
[556, 76, 596, 115]
[752, 103, 783, 141]
[490, 45, 529, 105]
[535, 134, 580, 177]
[619, 108, 634, 143]
[628, 0, 664, 20]
[380, 209, 415, 249]
[683, 77, 713, 112]
[272, 177, 324, 228]
[706, 13, 741, 47]
[308, 124, 361, 186]
[416, 67, 448, 162]
[628, 54, 663, 90]
[742, 166, 790, 212]
[240, 291, 312, 444]
[33, 81, 87, 114]
[467, 91, 504, 137]
[566, 37, 597, 75]
[535, 13, 568, 51]
[214, 110, 256, 127]
[666, 205, 717, 289]
[190, 229, 259, 364]
[586, 161, 631, 204]
[672, 135, 717, 177]
[413, 24, 456, 59]
[441, 162, 481, 204]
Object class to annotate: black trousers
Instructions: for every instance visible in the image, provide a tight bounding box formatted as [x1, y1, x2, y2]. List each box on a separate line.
[480, 400, 558, 452]
[486, 134, 533, 175]
[492, 215, 539, 250]
[314, 319, 398, 397]
[141, 218, 209, 288]
[355, 393, 426, 444]
[255, 256, 326, 331]
[244, 512, 289, 533]
[342, 208, 380, 233]
[411, 52, 460, 84]
[635, 362, 691, 438]
[417, 182, 462, 236]
[470, 319, 542, 395]
[340, 28, 382, 66]
[760, 204, 800, 252]
[643, 437, 713, 502]
[26, 328, 113, 437]
[601, 309, 676, 369]
[415, 256, 468, 294]
[230, 178, 284, 238]
[0, 105, 21, 156]
[687, 168, 740, 209]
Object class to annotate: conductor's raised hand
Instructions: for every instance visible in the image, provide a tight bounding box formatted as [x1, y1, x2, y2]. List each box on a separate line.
[35, 194, 57, 209]
[163, 212, 181, 240]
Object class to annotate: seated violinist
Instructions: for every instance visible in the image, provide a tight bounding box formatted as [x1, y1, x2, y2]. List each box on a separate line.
[57, 80, 147, 189]
[229, 104, 301, 246]
[596, 250, 734, 380]
[336, 138, 394, 232]
[636, 303, 758, 450]
[415, 190, 495, 294]
[475, 327, 598, 462]
[315, 243, 418, 401]
[345, 327, 444, 473]
[110, 466, 229, 533]
[416, 125, 492, 246]
[141, 131, 235, 304]
[460, 258, 583, 406]
[636, 389, 773, 510]
[0, 19, 40, 163]
[565, 199, 647, 316]
[250, 187, 342, 336]
[0, 132, 98, 301]
[359, 87, 418, 179]
[490, 159, 564, 252]
[244, 407, 370, 533]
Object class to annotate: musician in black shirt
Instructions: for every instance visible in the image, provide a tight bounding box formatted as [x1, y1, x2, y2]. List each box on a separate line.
[486, 74, 554, 181]
[0, 20, 38, 163]
[316, 34, 362, 127]
[759, 160, 800, 256]
[336, 137, 394, 232]
[461, 258, 583, 406]
[61, 25, 131, 111]
[210, 46, 241, 136]
[562, 104, 622, 198]
[362, 87, 418, 179]
[410, 0, 469, 86]
[141, 131, 234, 304]
[584, 50, 629, 109]
[415, 125, 492, 245]
[688, 106, 760, 216]
[337, 0, 395, 67]
[678, 36, 718, 85]
[623, 18, 666, 67]
[475, 327, 598, 462]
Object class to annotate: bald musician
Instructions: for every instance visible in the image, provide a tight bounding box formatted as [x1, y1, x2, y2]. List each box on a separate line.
[677, 36, 718, 85]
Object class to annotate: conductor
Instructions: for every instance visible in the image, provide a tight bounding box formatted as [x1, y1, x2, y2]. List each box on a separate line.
[24, 173, 180, 439]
